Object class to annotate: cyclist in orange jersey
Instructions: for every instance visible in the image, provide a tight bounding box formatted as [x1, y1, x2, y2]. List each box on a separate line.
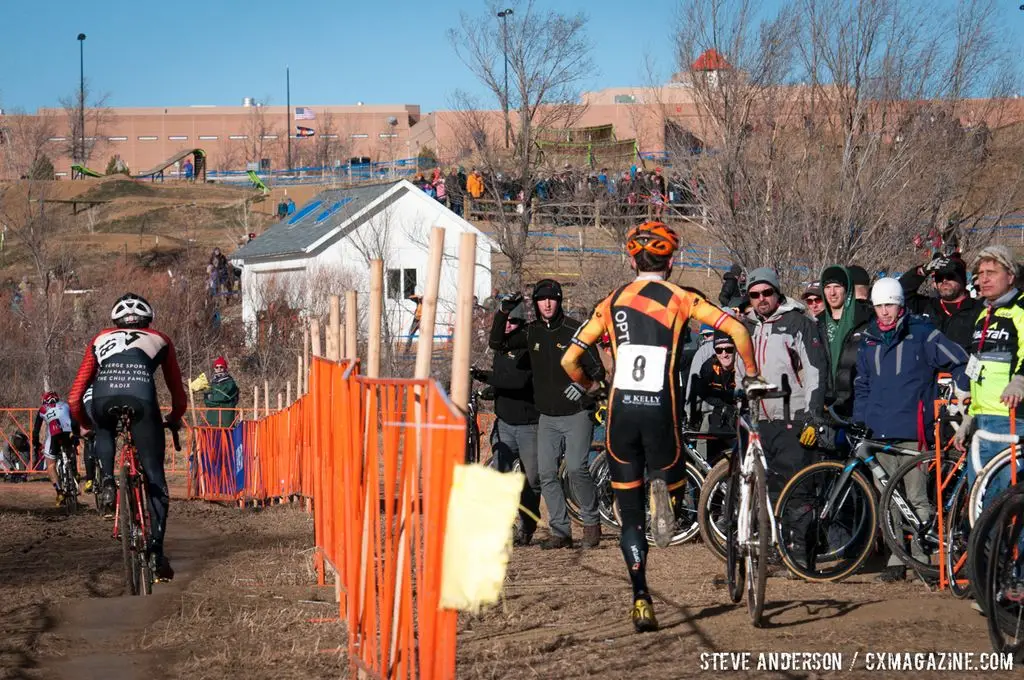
[561, 221, 767, 632]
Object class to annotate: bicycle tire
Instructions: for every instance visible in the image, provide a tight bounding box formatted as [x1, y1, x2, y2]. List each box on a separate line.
[697, 457, 730, 562]
[775, 461, 877, 583]
[968, 447, 1024, 526]
[943, 480, 972, 599]
[984, 490, 1024, 657]
[878, 452, 955, 581]
[134, 469, 154, 596]
[118, 466, 139, 596]
[747, 459, 770, 627]
[725, 455, 744, 604]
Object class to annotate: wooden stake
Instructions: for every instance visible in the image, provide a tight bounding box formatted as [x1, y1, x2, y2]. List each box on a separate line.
[310, 318, 322, 357]
[277, 392, 283, 412]
[327, 295, 341, 361]
[303, 325, 310, 390]
[414, 227, 445, 380]
[263, 380, 270, 415]
[367, 259, 383, 378]
[286, 380, 292, 405]
[345, 290, 357, 360]
[449, 231, 477, 410]
[297, 354, 303, 396]
[253, 385, 259, 420]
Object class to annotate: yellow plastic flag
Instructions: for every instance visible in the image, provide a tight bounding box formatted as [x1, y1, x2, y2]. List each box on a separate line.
[440, 463, 523, 612]
[189, 372, 210, 393]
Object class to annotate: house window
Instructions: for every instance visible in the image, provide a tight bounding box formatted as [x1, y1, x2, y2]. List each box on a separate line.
[199, 135, 218, 140]
[350, 133, 369, 139]
[403, 269, 417, 299]
[386, 268, 418, 301]
[138, 135, 158, 141]
[108, 136, 128, 141]
[379, 133, 398, 138]
[168, 135, 188, 141]
[229, 134, 248, 140]
[386, 269, 402, 300]
[261, 134, 278, 140]
[48, 136, 67, 142]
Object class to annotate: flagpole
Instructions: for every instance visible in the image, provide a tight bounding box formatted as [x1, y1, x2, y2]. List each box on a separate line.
[286, 65, 292, 174]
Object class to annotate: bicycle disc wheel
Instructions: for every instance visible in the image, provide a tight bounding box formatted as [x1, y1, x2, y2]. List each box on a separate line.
[725, 456, 745, 604]
[698, 458, 730, 562]
[747, 459, 770, 627]
[775, 461, 877, 583]
[118, 466, 139, 595]
[879, 452, 956, 581]
[944, 480, 972, 599]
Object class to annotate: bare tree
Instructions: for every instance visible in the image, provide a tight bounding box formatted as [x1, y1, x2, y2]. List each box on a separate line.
[671, 0, 1022, 288]
[0, 109, 58, 179]
[242, 101, 284, 168]
[58, 82, 114, 165]
[0, 182, 77, 389]
[448, 0, 594, 289]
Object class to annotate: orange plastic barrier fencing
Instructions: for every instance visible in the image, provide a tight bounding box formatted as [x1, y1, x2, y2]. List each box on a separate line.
[190, 357, 463, 679]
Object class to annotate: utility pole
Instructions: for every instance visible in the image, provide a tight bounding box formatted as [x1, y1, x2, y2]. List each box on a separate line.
[286, 66, 292, 174]
[77, 33, 87, 164]
[497, 9, 513, 149]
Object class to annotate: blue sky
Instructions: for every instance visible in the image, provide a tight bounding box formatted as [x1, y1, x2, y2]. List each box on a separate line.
[1, 0, 1022, 113]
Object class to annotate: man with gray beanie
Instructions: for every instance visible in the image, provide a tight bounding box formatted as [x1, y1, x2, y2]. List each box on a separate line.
[743, 267, 830, 570]
[954, 245, 1024, 514]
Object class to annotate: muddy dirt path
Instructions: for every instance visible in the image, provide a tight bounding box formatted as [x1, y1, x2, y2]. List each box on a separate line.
[0, 482, 344, 680]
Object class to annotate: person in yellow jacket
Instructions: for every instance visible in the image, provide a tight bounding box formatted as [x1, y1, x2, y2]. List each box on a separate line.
[466, 169, 484, 199]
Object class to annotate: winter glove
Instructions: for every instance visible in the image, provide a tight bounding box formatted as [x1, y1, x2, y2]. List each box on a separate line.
[499, 292, 524, 314]
[470, 367, 491, 383]
[1001, 375, 1024, 409]
[953, 412, 974, 452]
[923, 254, 949, 274]
[799, 424, 817, 448]
[741, 374, 774, 396]
[563, 382, 587, 402]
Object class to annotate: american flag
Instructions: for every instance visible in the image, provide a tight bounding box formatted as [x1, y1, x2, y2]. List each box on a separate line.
[294, 107, 316, 121]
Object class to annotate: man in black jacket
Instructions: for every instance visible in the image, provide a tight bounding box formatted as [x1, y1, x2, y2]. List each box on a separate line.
[490, 279, 605, 549]
[472, 302, 541, 546]
[898, 252, 979, 351]
[817, 265, 874, 416]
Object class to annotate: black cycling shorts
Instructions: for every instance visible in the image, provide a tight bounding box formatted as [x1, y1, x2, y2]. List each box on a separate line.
[605, 398, 686, 492]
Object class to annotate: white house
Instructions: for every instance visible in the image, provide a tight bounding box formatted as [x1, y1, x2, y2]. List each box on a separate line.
[230, 179, 495, 344]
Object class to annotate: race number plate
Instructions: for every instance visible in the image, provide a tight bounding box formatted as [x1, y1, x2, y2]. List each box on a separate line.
[965, 355, 982, 382]
[613, 344, 667, 393]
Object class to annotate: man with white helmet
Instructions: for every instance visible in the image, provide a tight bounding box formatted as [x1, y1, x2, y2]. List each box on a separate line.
[69, 293, 187, 582]
[853, 277, 969, 582]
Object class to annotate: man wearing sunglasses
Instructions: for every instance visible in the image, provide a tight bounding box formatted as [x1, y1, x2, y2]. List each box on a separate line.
[744, 268, 830, 571]
[801, 284, 825, 318]
[897, 252, 980, 352]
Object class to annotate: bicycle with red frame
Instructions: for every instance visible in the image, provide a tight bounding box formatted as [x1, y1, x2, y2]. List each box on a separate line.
[111, 406, 181, 596]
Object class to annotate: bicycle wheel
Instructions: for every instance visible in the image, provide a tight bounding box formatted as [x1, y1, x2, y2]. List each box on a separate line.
[724, 456, 745, 604]
[133, 470, 154, 596]
[591, 452, 621, 531]
[879, 452, 956, 581]
[660, 463, 704, 546]
[747, 459, 770, 627]
[969, 448, 1022, 527]
[944, 480, 972, 599]
[118, 466, 139, 595]
[984, 490, 1024, 658]
[698, 458, 730, 562]
[775, 461, 877, 582]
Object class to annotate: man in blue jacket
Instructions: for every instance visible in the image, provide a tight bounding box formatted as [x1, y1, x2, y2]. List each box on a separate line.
[853, 277, 969, 582]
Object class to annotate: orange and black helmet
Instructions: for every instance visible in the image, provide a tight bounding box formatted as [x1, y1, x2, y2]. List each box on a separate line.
[626, 221, 679, 259]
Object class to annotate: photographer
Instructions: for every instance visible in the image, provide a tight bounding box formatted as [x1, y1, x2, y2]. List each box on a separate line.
[472, 301, 540, 546]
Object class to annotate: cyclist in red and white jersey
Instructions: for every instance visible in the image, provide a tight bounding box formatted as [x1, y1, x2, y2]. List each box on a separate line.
[33, 391, 81, 506]
[69, 293, 187, 581]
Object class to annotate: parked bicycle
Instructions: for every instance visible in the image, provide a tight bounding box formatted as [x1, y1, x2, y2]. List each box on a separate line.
[723, 385, 786, 627]
[113, 406, 181, 596]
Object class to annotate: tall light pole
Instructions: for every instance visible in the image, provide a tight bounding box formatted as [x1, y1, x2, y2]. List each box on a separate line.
[497, 9, 513, 149]
[77, 33, 86, 164]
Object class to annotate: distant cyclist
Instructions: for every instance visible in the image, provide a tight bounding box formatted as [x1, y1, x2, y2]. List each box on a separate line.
[69, 293, 187, 582]
[32, 391, 81, 506]
[561, 221, 766, 632]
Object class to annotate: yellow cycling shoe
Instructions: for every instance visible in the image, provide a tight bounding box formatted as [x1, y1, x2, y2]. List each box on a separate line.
[631, 598, 658, 633]
[55, 493, 65, 507]
[83, 480, 94, 494]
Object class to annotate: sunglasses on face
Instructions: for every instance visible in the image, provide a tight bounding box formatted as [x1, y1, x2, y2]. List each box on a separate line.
[933, 274, 956, 283]
[748, 289, 776, 300]
[804, 296, 822, 304]
[715, 347, 735, 355]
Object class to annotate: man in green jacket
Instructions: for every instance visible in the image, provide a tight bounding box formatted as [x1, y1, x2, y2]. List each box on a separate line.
[204, 356, 240, 427]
